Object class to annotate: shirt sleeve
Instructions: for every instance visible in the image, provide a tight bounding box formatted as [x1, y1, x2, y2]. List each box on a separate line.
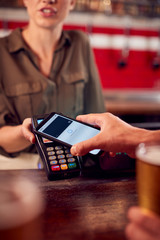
[84, 38, 106, 114]
[0, 80, 21, 157]
[0, 87, 18, 128]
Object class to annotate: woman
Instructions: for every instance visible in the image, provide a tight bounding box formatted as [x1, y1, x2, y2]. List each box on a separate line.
[0, 0, 105, 159]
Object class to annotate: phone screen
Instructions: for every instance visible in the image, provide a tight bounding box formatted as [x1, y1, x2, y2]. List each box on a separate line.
[37, 119, 53, 143]
[38, 114, 101, 155]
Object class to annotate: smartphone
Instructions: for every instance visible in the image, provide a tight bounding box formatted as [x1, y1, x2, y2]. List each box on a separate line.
[32, 114, 82, 180]
[34, 112, 103, 157]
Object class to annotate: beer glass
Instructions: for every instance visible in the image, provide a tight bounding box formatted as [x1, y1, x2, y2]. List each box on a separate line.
[136, 143, 160, 215]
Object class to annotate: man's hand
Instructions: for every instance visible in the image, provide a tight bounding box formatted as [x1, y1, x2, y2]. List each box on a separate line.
[125, 206, 160, 240]
[70, 113, 144, 158]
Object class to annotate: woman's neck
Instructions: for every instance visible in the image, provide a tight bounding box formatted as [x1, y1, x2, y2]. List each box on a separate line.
[22, 23, 63, 77]
[22, 23, 62, 58]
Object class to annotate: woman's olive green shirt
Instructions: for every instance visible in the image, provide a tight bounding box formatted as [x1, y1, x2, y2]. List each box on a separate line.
[0, 28, 105, 156]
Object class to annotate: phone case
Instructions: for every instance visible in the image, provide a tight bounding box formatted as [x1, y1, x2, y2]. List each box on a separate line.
[34, 112, 103, 157]
[31, 114, 82, 180]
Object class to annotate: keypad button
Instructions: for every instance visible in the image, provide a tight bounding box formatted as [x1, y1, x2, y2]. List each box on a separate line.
[46, 147, 54, 151]
[51, 165, 60, 171]
[59, 159, 66, 164]
[55, 146, 63, 150]
[65, 149, 70, 154]
[56, 150, 64, 155]
[48, 151, 55, 156]
[49, 156, 56, 160]
[67, 158, 75, 163]
[60, 164, 68, 170]
[66, 153, 73, 158]
[58, 155, 65, 159]
[68, 163, 77, 169]
[50, 160, 58, 165]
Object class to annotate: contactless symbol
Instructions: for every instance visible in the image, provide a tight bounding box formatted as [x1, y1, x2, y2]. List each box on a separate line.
[67, 129, 73, 134]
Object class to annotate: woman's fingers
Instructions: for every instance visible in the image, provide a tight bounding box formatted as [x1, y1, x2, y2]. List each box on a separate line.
[21, 118, 35, 144]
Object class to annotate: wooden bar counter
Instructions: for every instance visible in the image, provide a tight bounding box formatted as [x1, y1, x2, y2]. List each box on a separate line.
[0, 169, 137, 240]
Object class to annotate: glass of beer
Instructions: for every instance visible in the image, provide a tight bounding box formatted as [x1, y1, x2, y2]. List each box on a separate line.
[0, 173, 45, 240]
[136, 143, 160, 215]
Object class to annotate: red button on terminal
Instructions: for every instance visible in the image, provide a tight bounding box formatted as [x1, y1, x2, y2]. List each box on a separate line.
[51, 165, 60, 171]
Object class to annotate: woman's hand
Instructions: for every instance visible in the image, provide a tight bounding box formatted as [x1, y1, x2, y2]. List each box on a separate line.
[0, 118, 35, 153]
[21, 118, 36, 144]
[125, 206, 160, 240]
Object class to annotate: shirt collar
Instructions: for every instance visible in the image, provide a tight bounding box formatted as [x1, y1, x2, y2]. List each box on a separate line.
[8, 28, 71, 53]
[55, 30, 71, 52]
[8, 28, 27, 53]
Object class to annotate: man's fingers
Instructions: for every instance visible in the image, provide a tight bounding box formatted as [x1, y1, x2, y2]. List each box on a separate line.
[125, 222, 153, 240]
[76, 114, 102, 127]
[71, 134, 102, 156]
[127, 207, 160, 236]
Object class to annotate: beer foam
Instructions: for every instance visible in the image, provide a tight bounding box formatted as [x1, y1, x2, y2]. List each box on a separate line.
[136, 144, 160, 166]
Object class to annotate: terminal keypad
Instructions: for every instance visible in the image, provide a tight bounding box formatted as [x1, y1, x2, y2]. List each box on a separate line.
[45, 144, 78, 172]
